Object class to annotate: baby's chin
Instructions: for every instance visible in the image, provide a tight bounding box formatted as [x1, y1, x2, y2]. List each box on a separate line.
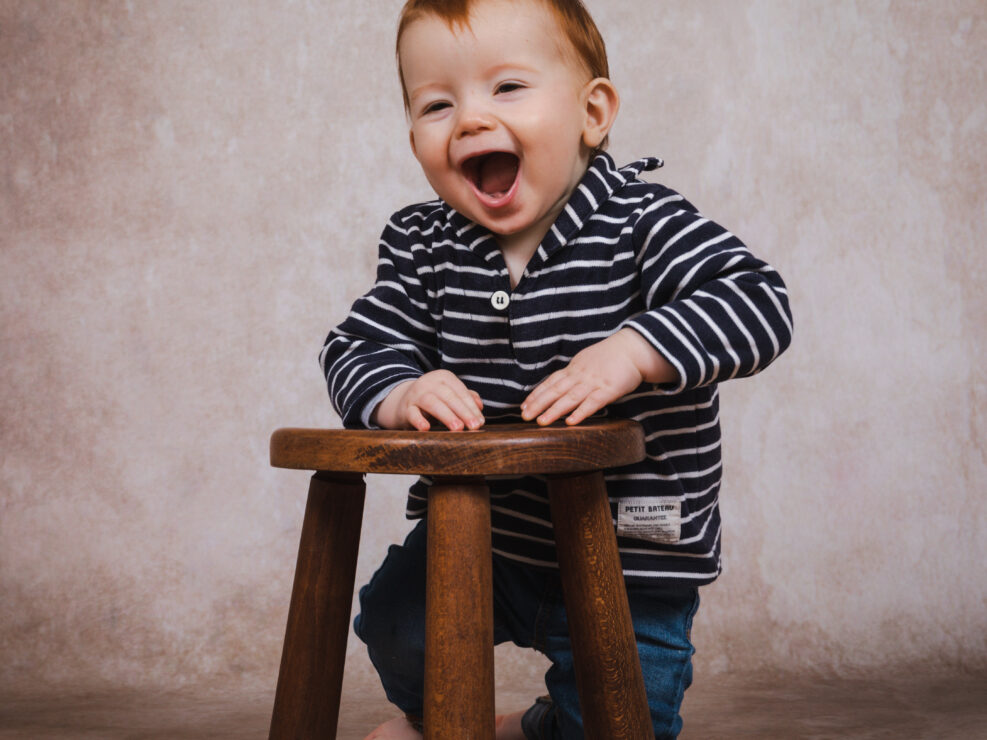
[438, 186, 553, 242]
[467, 212, 530, 238]
[445, 199, 521, 235]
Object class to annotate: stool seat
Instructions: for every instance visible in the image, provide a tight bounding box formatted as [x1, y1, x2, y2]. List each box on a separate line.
[268, 419, 652, 740]
[270, 418, 645, 475]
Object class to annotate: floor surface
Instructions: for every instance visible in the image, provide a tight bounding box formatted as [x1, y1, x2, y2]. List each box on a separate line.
[1, 670, 985, 739]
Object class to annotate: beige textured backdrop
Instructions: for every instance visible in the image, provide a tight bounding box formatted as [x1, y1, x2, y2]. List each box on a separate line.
[2, 0, 984, 702]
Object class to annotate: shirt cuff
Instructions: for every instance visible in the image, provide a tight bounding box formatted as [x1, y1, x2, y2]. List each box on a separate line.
[359, 378, 415, 428]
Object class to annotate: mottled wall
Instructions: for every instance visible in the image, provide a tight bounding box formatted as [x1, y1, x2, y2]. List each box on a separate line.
[1, 0, 984, 697]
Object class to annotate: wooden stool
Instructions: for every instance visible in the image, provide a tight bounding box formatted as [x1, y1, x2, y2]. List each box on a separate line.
[268, 419, 651, 740]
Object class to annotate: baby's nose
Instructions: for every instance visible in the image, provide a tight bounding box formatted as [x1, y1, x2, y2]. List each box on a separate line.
[456, 104, 496, 137]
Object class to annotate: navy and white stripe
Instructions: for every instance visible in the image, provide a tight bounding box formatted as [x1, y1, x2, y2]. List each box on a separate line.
[321, 153, 793, 585]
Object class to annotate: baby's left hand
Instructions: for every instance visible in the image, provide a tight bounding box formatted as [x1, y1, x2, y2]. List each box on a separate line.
[521, 328, 676, 426]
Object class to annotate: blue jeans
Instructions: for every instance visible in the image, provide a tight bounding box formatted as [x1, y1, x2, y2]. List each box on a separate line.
[354, 520, 700, 739]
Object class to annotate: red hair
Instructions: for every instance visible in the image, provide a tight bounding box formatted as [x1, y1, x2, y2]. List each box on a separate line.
[395, 0, 610, 111]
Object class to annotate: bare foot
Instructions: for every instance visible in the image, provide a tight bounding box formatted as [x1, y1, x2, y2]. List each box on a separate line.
[363, 716, 422, 740]
[495, 708, 527, 740]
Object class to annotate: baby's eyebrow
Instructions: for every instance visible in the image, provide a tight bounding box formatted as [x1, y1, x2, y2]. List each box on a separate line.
[408, 83, 448, 103]
[483, 62, 537, 78]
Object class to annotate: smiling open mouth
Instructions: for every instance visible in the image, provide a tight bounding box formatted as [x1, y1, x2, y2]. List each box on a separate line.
[462, 152, 520, 199]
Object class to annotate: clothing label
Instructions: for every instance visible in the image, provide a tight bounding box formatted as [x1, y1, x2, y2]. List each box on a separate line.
[617, 497, 681, 545]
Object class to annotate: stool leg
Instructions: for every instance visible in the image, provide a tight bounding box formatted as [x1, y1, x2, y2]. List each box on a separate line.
[424, 479, 495, 740]
[270, 471, 365, 740]
[548, 472, 651, 740]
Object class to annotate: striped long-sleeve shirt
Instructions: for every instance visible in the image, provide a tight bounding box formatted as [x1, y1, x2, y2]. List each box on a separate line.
[321, 153, 793, 584]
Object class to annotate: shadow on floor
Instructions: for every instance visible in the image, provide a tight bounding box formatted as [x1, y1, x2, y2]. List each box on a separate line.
[1, 670, 985, 739]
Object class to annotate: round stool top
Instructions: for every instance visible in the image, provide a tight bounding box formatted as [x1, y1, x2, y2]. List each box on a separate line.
[270, 419, 645, 476]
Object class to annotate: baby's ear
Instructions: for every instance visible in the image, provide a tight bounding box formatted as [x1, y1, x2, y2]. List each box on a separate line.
[581, 78, 620, 149]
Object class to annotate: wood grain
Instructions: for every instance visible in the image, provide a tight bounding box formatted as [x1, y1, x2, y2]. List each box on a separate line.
[423, 479, 495, 740]
[268, 420, 650, 738]
[269, 472, 365, 740]
[549, 472, 652, 739]
[270, 420, 645, 475]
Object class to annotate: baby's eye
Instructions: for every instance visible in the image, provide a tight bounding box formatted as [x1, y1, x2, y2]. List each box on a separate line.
[422, 101, 451, 115]
[495, 81, 525, 94]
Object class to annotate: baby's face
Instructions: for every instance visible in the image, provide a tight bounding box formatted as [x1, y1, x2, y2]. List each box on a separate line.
[399, 0, 597, 245]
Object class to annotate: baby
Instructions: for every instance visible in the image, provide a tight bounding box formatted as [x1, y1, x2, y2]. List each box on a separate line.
[321, 0, 793, 737]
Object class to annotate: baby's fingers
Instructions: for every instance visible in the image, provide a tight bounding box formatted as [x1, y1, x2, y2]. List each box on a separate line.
[529, 381, 590, 426]
[528, 381, 615, 427]
[417, 387, 483, 431]
[411, 396, 465, 431]
[521, 372, 574, 422]
[406, 404, 432, 432]
[470, 390, 484, 411]
[432, 372, 484, 425]
[442, 384, 484, 428]
[561, 388, 611, 426]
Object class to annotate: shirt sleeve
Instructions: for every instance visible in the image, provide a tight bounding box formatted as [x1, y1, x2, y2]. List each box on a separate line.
[319, 214, 439, 427]
[622, 192, 793, 393]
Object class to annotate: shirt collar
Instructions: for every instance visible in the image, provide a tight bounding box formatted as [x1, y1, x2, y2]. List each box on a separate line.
[445, 153, 664, 262]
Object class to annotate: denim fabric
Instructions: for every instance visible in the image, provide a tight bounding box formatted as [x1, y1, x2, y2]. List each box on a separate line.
[354, 520, 700, 739]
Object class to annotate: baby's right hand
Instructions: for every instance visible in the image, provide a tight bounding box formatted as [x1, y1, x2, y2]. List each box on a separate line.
[373, 370, 484, 431]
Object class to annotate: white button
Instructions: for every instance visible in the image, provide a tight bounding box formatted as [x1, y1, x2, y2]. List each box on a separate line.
[491, 290, 510, 310]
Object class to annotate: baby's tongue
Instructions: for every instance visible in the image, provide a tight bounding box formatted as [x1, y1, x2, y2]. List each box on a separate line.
[478, 153, 518, 196]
